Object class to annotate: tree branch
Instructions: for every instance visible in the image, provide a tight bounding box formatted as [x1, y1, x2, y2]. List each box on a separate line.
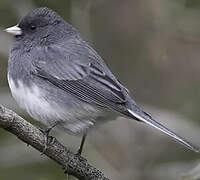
[0, 105, 109, 180]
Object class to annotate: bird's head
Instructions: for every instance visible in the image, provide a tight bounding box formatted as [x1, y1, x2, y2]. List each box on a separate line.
[5, 7, 76, 46]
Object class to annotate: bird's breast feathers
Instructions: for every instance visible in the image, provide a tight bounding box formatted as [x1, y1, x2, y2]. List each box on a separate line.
[7, 74, 111, 134]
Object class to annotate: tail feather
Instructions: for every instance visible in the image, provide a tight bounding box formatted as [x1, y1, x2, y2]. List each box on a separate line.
[127, 109, 199, 152]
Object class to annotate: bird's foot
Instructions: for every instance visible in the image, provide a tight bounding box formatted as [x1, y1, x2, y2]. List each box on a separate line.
[75, 148, 87, 162]
[75, 152, 87, 162]
[76, 148, 82, 156]
[41, 134, 55, 155]
[37, 125, 55, 155]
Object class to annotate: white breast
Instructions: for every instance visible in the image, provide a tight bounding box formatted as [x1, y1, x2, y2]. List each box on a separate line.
[8, 75, 55, 123]
[7, 75, 106, 135]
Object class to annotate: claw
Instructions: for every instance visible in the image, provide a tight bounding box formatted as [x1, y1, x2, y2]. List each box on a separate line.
[36, 125, 56, 155]
[40, 134, 55, 155]
[75, 152, 87, 162]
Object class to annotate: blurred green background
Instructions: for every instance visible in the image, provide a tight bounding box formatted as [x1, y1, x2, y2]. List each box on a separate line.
[0, 0, 200, 179]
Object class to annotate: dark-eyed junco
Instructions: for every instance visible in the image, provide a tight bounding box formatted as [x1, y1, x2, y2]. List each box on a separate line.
[5, 7, 199, 153]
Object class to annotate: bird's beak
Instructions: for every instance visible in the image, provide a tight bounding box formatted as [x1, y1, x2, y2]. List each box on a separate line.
[5, 25, 22, 36]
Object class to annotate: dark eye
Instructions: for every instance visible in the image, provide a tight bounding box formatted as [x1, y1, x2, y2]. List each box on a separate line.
[30, 25, 37, 31]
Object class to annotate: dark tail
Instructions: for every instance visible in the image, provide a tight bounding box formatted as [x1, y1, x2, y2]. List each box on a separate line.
[127, 108, 199, 152]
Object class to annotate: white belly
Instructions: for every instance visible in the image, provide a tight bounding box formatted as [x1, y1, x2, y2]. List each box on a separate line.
[8, 76, 61, 123]
[7, 75, 108, 135]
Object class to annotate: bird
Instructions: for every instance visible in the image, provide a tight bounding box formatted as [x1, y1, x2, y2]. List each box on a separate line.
[5, 7, 199, 154]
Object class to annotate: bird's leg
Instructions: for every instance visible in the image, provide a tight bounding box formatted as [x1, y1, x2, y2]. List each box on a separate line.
[42, 127, 54, 154]
[77, 134, 87, 155]
[38, 122, 58, 154]
[62, 134, 87, 174]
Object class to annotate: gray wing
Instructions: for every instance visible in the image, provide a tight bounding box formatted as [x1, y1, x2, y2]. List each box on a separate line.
[32, 38, 132, 114]
[31, 39, 200, 152]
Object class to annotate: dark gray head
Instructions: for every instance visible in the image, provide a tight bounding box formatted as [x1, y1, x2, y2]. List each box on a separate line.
[5, 7, 76, 46]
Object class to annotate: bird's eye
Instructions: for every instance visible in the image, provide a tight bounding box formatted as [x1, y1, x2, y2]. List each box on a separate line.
[30, 25, 37, 31]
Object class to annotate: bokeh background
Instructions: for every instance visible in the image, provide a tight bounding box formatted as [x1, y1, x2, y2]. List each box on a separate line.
[0, 0, 200, 179]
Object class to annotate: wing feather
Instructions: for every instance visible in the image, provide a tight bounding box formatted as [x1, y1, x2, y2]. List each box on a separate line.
[32, 39, 129, 112]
